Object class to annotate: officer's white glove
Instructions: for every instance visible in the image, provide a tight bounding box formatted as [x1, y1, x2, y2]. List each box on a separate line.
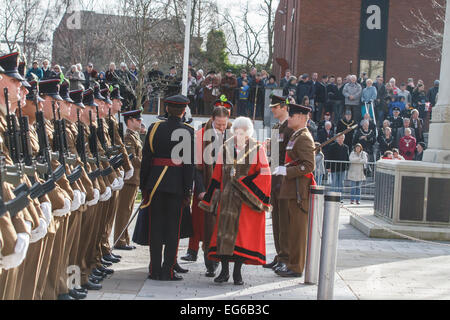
[53, 198, 72, 217]
[70, 190, 82, 212]
[110, 178, 121, 191]
[30, 218, 48, 243]
[272, 166, 287, 176]
[119, 170, 124, 179]
[117, 177, 124, 190]
[40, 202, 52, 225]
[87, 189, 100, 207]
[124, 166, 134, 181]
[80, 192, 86, 205]
[99, 187, 112, 202]
[0, 233, 30, 270]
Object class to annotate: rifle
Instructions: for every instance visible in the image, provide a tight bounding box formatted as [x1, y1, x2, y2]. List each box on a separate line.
[4, 88, 20, 164]
[35, 95, 62, 188]
[76, 109, 100, 181]
[252, 85, 259, 122]
[52, 101, 66, 168]
[17, 100, 45, 199]
[96, 105, 111, 156]
[285, 124, 358, 168]
[108, 108, 115, 146]
[89, 110, 112, 177]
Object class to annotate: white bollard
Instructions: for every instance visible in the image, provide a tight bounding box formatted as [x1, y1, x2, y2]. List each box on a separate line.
[304, 185, 325, 285]
[317, 192, 341, 300]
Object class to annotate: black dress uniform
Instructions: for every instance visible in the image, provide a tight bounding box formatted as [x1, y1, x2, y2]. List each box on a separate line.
[139, 95, 194, 281]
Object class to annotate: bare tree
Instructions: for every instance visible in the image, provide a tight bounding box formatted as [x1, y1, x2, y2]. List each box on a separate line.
[396, 0, 445, 61]
[258, 0, 277, 70]
[112, 0, 185, 109]
[221, 2, 265, 67]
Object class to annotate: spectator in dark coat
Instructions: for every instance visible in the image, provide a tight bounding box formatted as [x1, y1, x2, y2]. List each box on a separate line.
[41, 59, 55, 80]
[317, 121, 334, 157]
[414, 142, 426, 161]
[374, 76, 388, 123]
[353, 120, 376, 161]
[26, 61, 43, 80]
[83, 62, 97, 88]
[412, 84, 427, 119]
[279, 70, 291, 88]
[296, 74, 314, 105]
[327, 75, 339, 120]
[326, 135, 349, 193]
[387, 107, 404, 139]
[220, 69, 238, 104]
[410, 109, 424, 142]
[378, 127, 395, 155]
[283, 76, 298, 101]
[426, 80, 439, 107]
[336, 110, 356, 150]
[314, 75, 329, 121]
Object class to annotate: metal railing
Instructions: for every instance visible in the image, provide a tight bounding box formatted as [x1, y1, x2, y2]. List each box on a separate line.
[314, 160, 377, 201]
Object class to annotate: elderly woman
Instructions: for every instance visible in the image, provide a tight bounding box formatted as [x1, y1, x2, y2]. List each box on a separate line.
[348, 143, 368, 205]
[361, 79, 377, 118]
[199, 117, 271, 285]
[399, 128, 416, 160]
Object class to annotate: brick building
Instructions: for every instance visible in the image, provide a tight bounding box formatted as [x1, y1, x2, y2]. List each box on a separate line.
[273, 0, 443, 88]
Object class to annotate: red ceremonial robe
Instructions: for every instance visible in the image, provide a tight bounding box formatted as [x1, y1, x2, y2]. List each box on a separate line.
[199, 139, 271, 265]
[399, 135, 416, 160]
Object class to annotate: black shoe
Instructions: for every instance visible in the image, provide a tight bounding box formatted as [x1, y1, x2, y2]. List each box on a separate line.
[205, 268, 216, 278]
[233, 276, 244, 286]
[111, 253, 122, 259]
[276, 268, 302, 278]
[89, 274, 104, 283]
[174, 263, 189, 274]
[74, 287, 88, 294]
[263, 259, 277, 269]
[180, 250, 198, 262]
[58, 293, 75, 300]
[101, 258, 113, 267]
[103, 254, 121, 263]
[160, 271, 183, 281]
[273, 262, 287, 272]
[148, 273, 160, 281]
[114, 245, 135, 251]
[92, 268, 107, 278]
[69, 289, 87, 300]
[82, 280, 102, 291]
[97, 265, 114, 275]
[214, 273, 230, 283]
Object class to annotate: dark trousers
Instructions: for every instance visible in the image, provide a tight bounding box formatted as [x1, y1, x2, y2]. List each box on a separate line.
[149, 191, 183, 276]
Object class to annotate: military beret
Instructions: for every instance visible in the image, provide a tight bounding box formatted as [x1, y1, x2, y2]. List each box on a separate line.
[0, 52, 25, 82]
[269, 93, 287, 107]
[164, 94, 190, 108]
[82, 88, 98, 107]
[39, 79, 63, 101]
[69, 89, 84, 108]
[288, 103, 312, 116]
[59, 80, 74, 103]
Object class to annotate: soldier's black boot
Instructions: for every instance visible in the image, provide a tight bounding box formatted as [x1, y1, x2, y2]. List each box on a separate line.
[214, 258, 230, 283]
[205, 252, 219, 277]
[181, 249, 198, 262]
[233, 261, 244, 286]
[69, 289, 87, 300]
[174, 261, 189, 273]
[160, 267, 183, 281]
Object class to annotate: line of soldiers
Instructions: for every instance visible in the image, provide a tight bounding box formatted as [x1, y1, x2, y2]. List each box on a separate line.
[0, 51, 143, 300]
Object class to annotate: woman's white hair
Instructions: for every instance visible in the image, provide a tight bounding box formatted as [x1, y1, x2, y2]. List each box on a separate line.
[231, 117, 254, 138]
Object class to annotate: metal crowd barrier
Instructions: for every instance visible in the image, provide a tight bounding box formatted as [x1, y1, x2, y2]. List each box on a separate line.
[314, 160, 377, 200]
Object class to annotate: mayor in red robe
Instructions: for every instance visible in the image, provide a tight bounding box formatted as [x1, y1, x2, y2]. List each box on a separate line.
[399, 128, 417, 160]
[199, 117, 271, 285]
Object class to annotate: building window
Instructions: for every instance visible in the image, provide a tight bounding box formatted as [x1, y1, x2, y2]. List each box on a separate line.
[359, 60, 384, 80]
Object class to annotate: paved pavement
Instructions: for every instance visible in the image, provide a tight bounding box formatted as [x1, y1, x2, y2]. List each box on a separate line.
[87, 201, 450, 300]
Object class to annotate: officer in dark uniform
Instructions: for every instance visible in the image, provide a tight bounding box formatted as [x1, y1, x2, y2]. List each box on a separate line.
[388, 107, 404, 141]
[140, 94, 194, 281]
